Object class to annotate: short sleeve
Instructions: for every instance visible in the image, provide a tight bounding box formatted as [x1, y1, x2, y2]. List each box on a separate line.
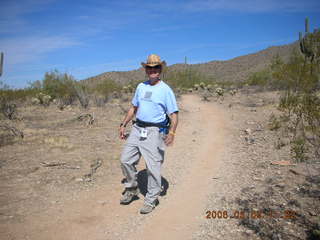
[131, 84, 140, 107]
[165, 87, 179, 114]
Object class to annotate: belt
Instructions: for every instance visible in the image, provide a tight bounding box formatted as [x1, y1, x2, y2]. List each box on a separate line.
[135, 118, 168, 128]
[136, 117, 171, 127]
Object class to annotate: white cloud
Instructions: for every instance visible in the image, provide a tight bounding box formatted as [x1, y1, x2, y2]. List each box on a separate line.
[0, 0, 55, 33]
[0, 36, 81, 66]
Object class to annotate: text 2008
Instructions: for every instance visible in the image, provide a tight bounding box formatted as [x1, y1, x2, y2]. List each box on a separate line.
[206, 210, 297, 219]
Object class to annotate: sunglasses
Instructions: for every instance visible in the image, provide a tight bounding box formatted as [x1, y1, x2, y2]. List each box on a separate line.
[146, 65, 161, 70]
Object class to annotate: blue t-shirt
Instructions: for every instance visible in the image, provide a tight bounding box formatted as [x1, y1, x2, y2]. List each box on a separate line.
[131, 80, 179, 123]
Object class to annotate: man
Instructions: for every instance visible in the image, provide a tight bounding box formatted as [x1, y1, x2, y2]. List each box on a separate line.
[119, 54, 179, 214]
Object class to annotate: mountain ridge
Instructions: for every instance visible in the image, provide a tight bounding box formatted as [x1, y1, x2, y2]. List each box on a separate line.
[82, 41, 299, 87]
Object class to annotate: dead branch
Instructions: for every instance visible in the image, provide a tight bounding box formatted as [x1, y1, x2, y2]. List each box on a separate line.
[83, 159, 102, 182]
[60, 165, 80, 169]
[40, 161, 80, 170]
[41, 161, 66, 167]
[0, 124, 24, 138]
[77, 113, 94, 125]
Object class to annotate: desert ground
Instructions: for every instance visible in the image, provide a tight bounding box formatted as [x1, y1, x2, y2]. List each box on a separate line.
[0, 89, 319, 240]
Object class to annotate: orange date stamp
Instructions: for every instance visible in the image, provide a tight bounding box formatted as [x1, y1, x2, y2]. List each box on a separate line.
[205, 210, 297, 220]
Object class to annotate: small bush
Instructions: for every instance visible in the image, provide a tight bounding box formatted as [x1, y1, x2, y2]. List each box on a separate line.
[165, 69, 213, 90]
[74, 84, 89, 108]
[93, 78, 122, 99]
[0, 80, 38, 119]
[39, 70, 90, 108]
[0, 102, 17, 120]
[271, 27, 320, 162]
[268, 114, 282, 131]
[291, 138, 309, 162]
[215, 87, 224, 96]
[229, 89, 237, 96]
[245, 69, 272, 88]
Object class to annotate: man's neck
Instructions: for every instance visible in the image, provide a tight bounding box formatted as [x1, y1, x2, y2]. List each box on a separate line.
[149, 78, 161, 86]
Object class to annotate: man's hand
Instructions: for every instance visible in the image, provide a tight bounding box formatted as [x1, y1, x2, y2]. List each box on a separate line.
[119, 125, 127, 140]
[164, 112, 178, 146]
[164, 133, 175, 146]
[119, 105, 137, 140]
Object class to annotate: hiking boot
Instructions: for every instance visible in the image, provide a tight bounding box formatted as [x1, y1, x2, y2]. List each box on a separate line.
[140, 203, 155, 214]
[120, 187, 139, 205]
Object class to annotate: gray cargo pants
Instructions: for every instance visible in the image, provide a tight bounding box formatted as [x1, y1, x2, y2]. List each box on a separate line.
[120, 124, 166, 206]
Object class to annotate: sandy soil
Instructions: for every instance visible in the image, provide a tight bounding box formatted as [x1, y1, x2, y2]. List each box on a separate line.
[0, 94, 229, 240]
[1, 91, 319, 240]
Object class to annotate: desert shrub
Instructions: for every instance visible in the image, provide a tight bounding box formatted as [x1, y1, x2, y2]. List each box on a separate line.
[42, 70, 76, 104]
[92, 95, 108, 107]
[193, 84, 199, 90]
[35, 92, 52, 106]
[291, 138, 309, 162]
[215, 87, 224, 96]
[268, 114, 282, 131]
[229, 89, 237, 96]
[0, 81, 40, 103]
[165, 69, 213, 90]
[245, 69, 273, 88]
[216, 80, 237, 89]
[271, 51, 319, 91]
[73, 84, 89, 108]
[93, 78, 122, 99]
[0, 101, 17, 120]
[40, 70, 89, 108]
[0, 80, 39, 119]
[271, 23, 320, 162]
[127, 79, 140, 90]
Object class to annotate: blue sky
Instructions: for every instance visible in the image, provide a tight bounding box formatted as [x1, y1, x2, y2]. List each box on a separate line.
[1, 0, 320, 88]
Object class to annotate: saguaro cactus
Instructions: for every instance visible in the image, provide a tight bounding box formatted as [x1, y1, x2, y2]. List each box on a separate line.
[0, 52, 3, 77]
[305, 17, 310, 33]
[299, 18, 319, 61]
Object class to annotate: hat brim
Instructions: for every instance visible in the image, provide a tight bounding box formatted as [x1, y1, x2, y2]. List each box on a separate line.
[141, 61, 166, 68]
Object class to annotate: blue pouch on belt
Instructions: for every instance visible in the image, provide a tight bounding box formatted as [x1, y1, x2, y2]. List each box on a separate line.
[159, 116, 171, 134]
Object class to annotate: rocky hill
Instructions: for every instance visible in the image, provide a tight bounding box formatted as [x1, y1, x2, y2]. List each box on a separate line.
[82, 41, 299, 87]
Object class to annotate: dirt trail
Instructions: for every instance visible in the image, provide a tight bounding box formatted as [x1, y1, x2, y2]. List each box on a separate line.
[2, 94, 229, 240]
[130, 94, 228, 240]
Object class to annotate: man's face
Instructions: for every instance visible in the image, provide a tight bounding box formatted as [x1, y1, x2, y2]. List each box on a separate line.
[146, 65, 161, 80]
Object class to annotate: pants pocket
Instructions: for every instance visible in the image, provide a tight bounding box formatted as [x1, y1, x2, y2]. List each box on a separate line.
[158, 132, 166, 152]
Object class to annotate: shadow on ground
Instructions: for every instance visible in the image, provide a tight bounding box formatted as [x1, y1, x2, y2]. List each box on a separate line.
[137, 169, 169, 197]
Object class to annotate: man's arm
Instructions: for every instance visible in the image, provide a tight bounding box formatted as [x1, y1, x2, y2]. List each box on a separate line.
[119, 104, 138, 140]
[169, 111, 178, 134]
[165, 111, 179, 146]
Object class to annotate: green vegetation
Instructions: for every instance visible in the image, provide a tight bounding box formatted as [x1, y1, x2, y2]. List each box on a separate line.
[94, 78, 122, 97]
[272, 19, 320, 162]
[0, 69, 140, 110]
[0, 80, 40, 119]
[268, 113, 282, 131]
[40, 70, 89, 107]
[165, 68, 213, 90]
[291, 138, 309, 162]
[247, 19, 319, 162]
[30, 70, 90, 108]
[245, 69, 273, 87]
[0, 70, 92, 110]
[0, 80, 39, 102]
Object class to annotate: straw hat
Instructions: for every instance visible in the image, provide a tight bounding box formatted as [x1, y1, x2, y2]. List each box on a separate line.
[141, 54, 166, 68]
